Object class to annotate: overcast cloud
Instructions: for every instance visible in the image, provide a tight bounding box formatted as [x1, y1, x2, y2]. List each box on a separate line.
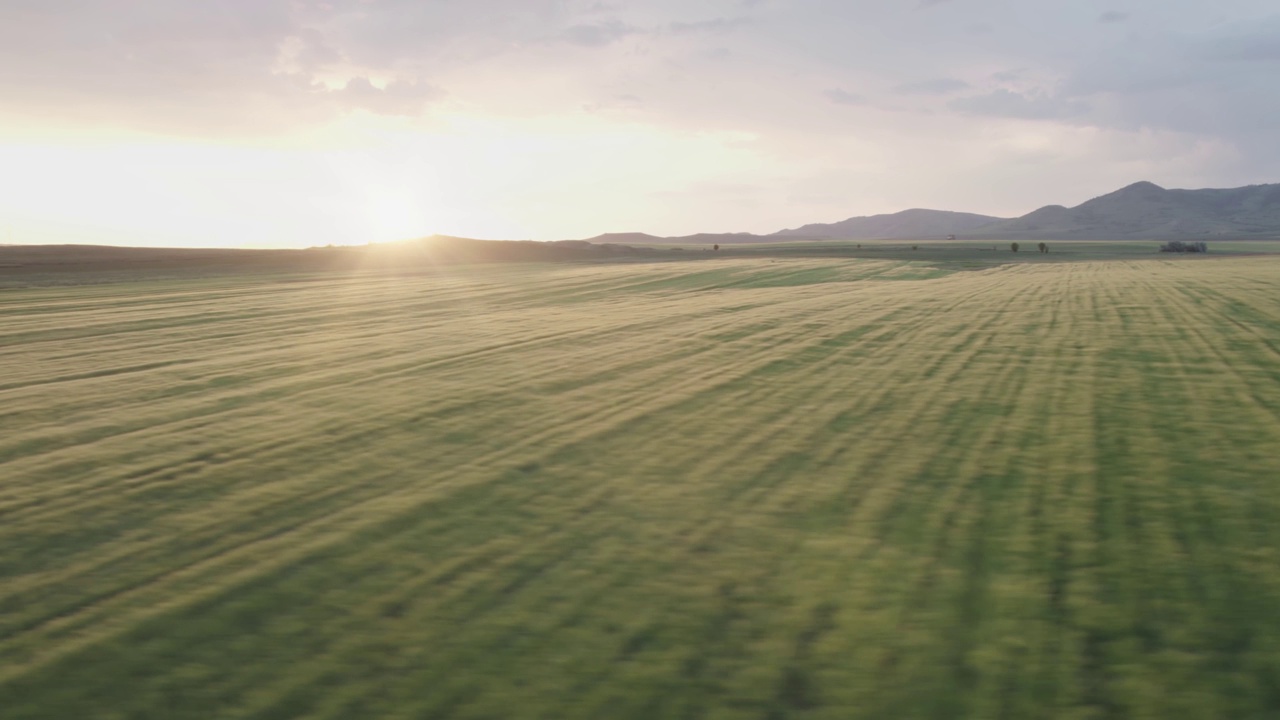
[1, 0, 1278, 245]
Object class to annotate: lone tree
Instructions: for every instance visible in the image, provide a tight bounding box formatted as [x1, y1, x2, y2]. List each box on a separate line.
[713, 244, 719, 251]
[1038, 242, 1047, 254]
[1011, 242, 1020, 253]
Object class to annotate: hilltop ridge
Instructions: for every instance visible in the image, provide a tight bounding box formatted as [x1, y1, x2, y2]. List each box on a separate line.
[605, 181, 1280, 242]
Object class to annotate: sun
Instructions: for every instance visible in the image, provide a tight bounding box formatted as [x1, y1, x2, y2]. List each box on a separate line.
[363, 187, 434, 242]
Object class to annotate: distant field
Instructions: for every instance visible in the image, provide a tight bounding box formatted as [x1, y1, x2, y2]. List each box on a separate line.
[664, 238, 1280, 266]
[6, 238, 1279, 289]
[3, 255, 1280, 718]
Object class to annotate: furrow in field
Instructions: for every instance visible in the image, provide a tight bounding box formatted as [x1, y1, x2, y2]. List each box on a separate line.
[0, 265, 901, 676]
[0, 288, 808, 540]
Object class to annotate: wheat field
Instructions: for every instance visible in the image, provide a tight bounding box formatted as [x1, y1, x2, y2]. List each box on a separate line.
[3, 255, 1280, 718]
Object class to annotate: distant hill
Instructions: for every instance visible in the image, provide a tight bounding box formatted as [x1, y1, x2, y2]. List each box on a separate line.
[774, 208, 1006, 240]
[975, 181, 1280, 239]
[405, 235, 578, 262]
[386, 235, 661, 262]
[588, 231, 769, 245]
[586, 232, 665, 244]
[589, 181, 1280, 243]
[0, 235, 664, 285]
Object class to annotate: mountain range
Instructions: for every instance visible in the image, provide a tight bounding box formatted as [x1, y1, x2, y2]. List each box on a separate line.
[590, 181, 1280, 243]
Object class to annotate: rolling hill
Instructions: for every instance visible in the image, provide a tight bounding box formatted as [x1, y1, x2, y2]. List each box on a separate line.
[976, 181, 1280, 239]
[587, 231, 769, 245]
[773, 208, 1006, 240]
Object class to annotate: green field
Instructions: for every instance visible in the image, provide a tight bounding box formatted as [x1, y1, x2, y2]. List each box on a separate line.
[4, 254, 1280, 718]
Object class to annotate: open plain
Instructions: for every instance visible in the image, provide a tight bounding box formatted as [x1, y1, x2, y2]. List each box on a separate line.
[3, 251, 1280, 718]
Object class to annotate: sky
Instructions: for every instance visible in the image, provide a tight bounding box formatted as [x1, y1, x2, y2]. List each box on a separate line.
[1, 0, 1279, 247]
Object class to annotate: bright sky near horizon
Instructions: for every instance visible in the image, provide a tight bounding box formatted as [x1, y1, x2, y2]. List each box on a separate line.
[1, 0, 1278, 248]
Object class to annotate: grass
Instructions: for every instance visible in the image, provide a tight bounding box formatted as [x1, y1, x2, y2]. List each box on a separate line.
[665, 239, 1280, 268]
[3, 254, 1280, 718]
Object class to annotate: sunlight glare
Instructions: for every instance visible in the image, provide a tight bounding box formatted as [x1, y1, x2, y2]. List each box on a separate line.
[362, 186, 434, 242]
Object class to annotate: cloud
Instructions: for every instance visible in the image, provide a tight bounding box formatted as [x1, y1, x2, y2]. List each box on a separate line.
[273, 28, 343, 75]
[4, 0, 1280, 241]
[990, 69, 1025, 82]
[1056, 13, 1280, 141]
[0, 2, 309, 133]
[892, 78, 970, 95]
[1200, 19, 1280, 62]
[338, 77, 442, 116]
[669, 17, 751, 35]
[562, 20, 642, 46]
[582, 94, 644, 113]
[582, 1, 624, 13]
[950, 89, 1091, 120]
[825, 89, 869, 106]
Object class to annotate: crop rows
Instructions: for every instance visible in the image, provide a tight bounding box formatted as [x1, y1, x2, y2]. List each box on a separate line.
[2, 257, 1280, 718]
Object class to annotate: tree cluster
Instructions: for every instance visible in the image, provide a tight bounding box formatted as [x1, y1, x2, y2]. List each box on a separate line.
[1159, 241, 1208, 253]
